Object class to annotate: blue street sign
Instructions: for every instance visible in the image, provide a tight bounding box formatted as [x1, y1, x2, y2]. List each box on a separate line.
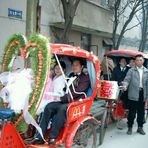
[8, 8, 22, 19]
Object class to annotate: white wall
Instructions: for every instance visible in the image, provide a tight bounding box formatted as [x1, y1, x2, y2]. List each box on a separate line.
[0, 0, 26, 55]
[40, 0, 113, 35]
[74, 0, 113, 34]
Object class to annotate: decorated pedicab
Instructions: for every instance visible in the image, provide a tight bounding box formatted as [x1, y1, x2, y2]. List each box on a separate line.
[0, 33, 102, 148]
[98, 49, 148, 145]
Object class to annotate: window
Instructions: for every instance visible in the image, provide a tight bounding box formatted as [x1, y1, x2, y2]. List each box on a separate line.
[81, 33, 91, 51]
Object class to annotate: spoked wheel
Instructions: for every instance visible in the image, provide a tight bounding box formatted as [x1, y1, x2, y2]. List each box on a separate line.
[144, 101, 148, 123]
[99, 109, 107, 145]
[110, 101, 118, 123]
[145, 109, 148, 123]
[72, 121, 97, 148]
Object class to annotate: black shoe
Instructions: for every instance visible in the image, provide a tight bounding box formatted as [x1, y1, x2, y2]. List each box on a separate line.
[25, 137, 44, 144]
[127, 127, 132, 135]
[137, 127, 146, 135]
[48, 138, 56, 146]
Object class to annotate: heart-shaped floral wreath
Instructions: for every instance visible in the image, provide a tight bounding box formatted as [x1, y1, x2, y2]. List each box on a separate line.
[2, 33, 51, 132]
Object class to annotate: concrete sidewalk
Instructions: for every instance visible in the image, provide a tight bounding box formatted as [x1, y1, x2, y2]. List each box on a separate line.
[99, 119, 148, 148]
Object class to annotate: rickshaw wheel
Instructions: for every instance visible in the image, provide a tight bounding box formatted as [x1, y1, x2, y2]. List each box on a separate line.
[99, 109, 107, 145]
[144, 102, 148, 123]
[72, 121, 97, 148]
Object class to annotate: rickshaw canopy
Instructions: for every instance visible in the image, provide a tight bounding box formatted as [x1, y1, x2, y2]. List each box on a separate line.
[50, 43, 99, 62]
[105, 50, 148, 59]
[50, 43, 101, 95]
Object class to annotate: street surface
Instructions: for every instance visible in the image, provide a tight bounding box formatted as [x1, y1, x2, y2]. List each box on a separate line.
[99, 119, 148, 148]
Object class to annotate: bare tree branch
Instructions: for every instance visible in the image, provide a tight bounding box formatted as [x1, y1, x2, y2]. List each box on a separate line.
[124, 22, 141, 33]
[135, 13, 142, 25]
[112, 0, 143, 50]
[139, 0, 148, 51]
[117, 0, 133, 18]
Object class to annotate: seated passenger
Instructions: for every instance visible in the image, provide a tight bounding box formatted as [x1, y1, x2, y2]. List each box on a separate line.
[29, 58, 90, 145]
[111, 58, 130, 109]
[36, 61, 66, 115]
[127, 58, 135, 68]
[111, 58, 130, 85]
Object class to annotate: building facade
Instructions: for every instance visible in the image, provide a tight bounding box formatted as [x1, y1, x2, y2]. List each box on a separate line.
[0, 0, 115, 60]
[0, 0, 143, 60]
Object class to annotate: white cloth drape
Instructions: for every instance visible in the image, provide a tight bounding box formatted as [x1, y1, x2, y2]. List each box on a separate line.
[0, 68, 34, 114]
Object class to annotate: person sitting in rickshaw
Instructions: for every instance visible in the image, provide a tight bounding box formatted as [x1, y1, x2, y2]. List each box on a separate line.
[111, 58, 130, 109]
[127, 58, 135, 68]
[111, 58, 130, 85]
[36, 61, 66, 115]
[23, 61, 67, 139]
[28, 58, 90, 145]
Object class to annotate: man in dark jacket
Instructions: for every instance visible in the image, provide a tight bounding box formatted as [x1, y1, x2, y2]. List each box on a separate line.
[111, 58, 130, 85]
[29, 58, 90, 145]
[111, 58, 130, 108]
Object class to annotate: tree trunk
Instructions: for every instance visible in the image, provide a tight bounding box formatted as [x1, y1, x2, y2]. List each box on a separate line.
[52, 0, 80, 44]
[112, 0, 121, 49]
[59, 17, 73, 43]
[139, 3, 148, 52]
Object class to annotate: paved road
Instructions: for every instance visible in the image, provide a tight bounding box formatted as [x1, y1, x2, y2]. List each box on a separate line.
[98, 119, 148, 148]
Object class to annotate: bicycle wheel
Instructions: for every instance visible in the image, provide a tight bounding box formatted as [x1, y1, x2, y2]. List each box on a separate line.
[144, 106, 148, 123]
[99, 109, 107, 145]
[72, 120, 97, 148]
[110, 103, 117, 123]
[143, 101, 148, 123]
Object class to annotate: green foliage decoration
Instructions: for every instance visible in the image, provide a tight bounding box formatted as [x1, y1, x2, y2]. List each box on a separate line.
[2, 33, 27, 71]
[16, 34, 51, 132]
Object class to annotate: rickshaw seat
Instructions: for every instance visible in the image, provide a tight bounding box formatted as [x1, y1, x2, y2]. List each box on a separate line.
[0, 108, 14, 120]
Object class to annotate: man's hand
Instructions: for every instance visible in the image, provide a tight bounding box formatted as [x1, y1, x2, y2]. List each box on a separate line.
[119, 85, 127, 91]
[119, 81, 127, 91]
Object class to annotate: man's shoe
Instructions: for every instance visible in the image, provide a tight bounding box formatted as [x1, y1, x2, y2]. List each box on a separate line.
[127, 127, 132, 135]
[137, 127, 146, 135]
[48, 138, 56, 146]
[25, 137, 44, 145]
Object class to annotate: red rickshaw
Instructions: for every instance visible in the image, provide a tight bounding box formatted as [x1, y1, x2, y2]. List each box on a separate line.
[0, 34, 101, 148]
[98, 49, 148, 145]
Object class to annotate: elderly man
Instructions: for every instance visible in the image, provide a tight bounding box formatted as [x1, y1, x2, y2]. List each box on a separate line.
[123, 55, 148, 135]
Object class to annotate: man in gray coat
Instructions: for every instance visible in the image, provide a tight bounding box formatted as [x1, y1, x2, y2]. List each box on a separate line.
[123, 54, 148, 135]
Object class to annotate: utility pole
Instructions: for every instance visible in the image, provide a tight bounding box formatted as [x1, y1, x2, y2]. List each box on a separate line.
[26, 0, 38, 38]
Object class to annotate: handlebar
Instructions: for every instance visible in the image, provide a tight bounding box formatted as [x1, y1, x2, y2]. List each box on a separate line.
[119, 86, 126, 90]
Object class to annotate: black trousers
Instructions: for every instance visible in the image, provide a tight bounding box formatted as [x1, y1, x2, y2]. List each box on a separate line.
[120, 91, 129, 109]
[36, 102, 67, 139]
[127, 89, 145, 128]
